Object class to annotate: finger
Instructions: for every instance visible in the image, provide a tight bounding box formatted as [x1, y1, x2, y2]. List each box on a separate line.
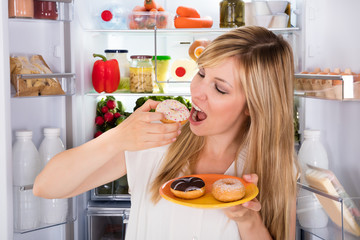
[142, 130, 180, 143]
[142, 137, 177, 149]
[138, 112, 165, 123]
[138, 99, 160, 112]
[243, 173, 259, 186]
[146, 122, 181, 134]
[242, 199, 261, 212]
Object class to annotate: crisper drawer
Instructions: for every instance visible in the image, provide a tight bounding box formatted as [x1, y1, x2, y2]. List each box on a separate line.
[87, 202, 131, 240]
[296, 183, 360, 240]
[91, 175, 130, 201]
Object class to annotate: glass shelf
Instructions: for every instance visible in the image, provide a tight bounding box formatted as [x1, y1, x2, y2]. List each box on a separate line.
[294, 73, 360, 101]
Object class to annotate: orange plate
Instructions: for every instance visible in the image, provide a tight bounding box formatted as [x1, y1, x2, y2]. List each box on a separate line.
[159, 174, 259, 209]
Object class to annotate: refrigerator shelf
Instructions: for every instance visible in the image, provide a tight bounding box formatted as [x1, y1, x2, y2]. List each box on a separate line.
[11, 73, 76, 98]
[86, 92, 191, 97]
[294, 73, 360, 101]
[297, 183, 360, 240]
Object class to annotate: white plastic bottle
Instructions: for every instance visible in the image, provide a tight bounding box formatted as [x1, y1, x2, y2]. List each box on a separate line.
[38, 128, 68, 224]
[12, 130, 41, 231]
[297, 129, 329, 228]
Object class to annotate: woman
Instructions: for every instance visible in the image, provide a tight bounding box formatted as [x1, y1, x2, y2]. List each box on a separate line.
[34, 26, 299, 240]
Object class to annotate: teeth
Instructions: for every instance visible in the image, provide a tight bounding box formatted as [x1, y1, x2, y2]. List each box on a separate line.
[192, 103, 202, 112]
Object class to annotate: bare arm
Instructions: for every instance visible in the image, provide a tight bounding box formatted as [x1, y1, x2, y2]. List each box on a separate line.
[33, 100, 181, 199]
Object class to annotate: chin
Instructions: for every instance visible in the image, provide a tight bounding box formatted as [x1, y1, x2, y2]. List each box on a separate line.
[189, 124, 206, 137]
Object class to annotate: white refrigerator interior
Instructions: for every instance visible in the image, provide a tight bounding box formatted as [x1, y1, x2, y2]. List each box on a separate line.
[1, 0, 360, 240]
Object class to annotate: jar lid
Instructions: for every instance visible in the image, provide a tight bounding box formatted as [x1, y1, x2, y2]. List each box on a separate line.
[130, 55, 152, 59]
[105, 49, 129, 53]
[303, 130, 321, 139]
[44, 128, 61, 136]
[15, 130, 32, 137]
[152, 55, 171, 60]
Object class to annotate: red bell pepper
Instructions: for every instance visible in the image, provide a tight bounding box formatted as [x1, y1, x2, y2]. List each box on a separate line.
[92, 54, 120, 93]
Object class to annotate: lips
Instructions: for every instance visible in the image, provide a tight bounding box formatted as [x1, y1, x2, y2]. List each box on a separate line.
[191, 102, 207, 122]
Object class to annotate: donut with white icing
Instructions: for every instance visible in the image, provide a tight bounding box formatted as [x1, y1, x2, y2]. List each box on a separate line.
[155, 99, 190, 125]
[212, 178, 245, 202]
[170, 177, 205, 199]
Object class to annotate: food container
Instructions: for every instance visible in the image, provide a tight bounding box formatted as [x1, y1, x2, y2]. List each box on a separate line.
[127, 11, 172, 29]
[105, 49, 130, 92]
[8, 0, 34, 18]
[152, 55, 171, 93]
[220, 0, 245, 28]
[130, 55, 154, 93]
[34, 0, 58, 20]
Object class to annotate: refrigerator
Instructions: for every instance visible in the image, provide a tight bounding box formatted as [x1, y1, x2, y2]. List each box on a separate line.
[0, 0, 359, 240]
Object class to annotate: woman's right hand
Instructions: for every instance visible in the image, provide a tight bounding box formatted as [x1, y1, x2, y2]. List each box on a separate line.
[114, 99, 182, 151]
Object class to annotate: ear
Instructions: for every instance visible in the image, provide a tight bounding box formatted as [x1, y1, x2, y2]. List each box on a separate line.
[245, 106, 250, 116]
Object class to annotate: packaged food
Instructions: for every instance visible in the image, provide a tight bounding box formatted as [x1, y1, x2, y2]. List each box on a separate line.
[8, 0, 34, 18]
[128, 11, 172, 30]
[10, 55, 65, 96]
[105, 49, 130, 92]
[188, 39, 211, 61]
[34, 0, 58, 20]
[220, 0, 245, 28]
[152, 55, 171, 93]
[170, 59, 198, 82]
[129, 55, 154, 93]
[305, 165, 360, 236]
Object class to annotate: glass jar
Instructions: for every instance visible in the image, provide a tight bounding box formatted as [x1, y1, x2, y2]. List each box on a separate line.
[130, 55, 154, 93]
[105, 49, 130, 92]
[8, 0, 34, 18]
[220, 0, 245, 28]
[34, 0, 58, 20]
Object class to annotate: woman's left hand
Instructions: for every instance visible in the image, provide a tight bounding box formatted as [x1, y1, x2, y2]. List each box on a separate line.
[223, 174, 261, 223]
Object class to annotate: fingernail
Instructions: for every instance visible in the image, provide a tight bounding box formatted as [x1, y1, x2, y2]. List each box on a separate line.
[242, 202, 249, 207]
[172, 138, 177, 142]
[178, 130, 181, 135]
[243, 175, 251, 181]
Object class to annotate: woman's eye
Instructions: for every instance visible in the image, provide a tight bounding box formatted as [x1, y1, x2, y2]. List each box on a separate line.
[215, 85, 227, 94]
[197, 71, 205, 78]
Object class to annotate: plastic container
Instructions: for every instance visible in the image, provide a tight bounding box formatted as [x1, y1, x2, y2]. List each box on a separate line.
[105, 49, 130, 92]
[8, 0, 34, 18]
[188, 39, 211, 61]
[34, 0, 58, 20]
[128, 11, 172, 30]
[129, 55, 154, 93]
[170, 58, 198, 82]
[152, 55, 171, 93]
[220, 0, 245, 28]
[38, 128, 68, 224]
[297, 129, 329, 229]
[98, 7, 128, 30]
[12, 130, 41, 231]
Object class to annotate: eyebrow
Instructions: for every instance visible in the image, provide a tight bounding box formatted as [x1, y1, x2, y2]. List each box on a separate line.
[215, 77, 233, 88]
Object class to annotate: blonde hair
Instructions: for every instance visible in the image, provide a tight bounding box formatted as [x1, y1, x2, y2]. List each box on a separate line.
[150, 26, 299, 240]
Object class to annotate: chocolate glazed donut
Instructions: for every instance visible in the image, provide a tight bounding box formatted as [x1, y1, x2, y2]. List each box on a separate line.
[170, 177, 206, 199]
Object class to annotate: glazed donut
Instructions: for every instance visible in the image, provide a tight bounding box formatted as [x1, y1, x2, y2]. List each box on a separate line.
[155, 99, 190, 125]
[212, 178, 245, 202]
[170, 177, 205, 200]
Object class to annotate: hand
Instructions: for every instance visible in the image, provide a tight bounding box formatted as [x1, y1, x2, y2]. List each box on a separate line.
[223, 174, 261, 223]
[114, 99, 181, 151]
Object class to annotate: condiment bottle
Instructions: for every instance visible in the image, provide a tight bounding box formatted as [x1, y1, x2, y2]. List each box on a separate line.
[152, 55, 171, 93]
[12, 130, 41, 231]
[8, 0, 34, 18]
[129, 55, 154, 93]
[297, 129, 329, 229]
[38, 128, 68, 224]
[105, 49, 130, 92]
[34, 0, 58, 20]
[220, 0, 245, 28]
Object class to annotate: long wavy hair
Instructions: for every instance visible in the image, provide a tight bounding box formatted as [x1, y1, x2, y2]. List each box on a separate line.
[150, 26, 299, 240]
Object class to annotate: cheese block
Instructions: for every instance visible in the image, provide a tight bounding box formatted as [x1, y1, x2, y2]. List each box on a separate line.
[305, 166, 360, 236]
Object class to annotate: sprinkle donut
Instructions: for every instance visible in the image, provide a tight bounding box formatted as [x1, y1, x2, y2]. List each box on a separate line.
[212, 178, 245, 202]
[170, 177, 205, 199]
[155, 99, 190, 125]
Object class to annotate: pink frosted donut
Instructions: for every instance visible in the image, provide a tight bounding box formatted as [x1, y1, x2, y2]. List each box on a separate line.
[155, 99, 190, 125]
[212, 178, 245, 202]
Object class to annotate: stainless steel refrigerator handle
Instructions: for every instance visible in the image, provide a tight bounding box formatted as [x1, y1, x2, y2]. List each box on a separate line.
[16, 184, 33, 191]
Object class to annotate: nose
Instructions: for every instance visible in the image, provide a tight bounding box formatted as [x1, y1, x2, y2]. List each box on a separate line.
[190, 77, 207, 102]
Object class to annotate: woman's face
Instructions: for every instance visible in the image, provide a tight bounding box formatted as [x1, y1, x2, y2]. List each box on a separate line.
[189, 57, 248, 138]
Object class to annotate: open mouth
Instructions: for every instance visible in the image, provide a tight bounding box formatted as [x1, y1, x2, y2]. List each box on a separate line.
[191, 103, 207, 122]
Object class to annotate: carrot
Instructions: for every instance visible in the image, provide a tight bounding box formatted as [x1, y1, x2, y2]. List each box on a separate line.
[150, 8, 158, 13]
[174, 16, 213, 28]
[157, 6, 165, 11]
[176, 6, 200, 18]
[144, 0, 158, 11]
[133, 5, 146, 12]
